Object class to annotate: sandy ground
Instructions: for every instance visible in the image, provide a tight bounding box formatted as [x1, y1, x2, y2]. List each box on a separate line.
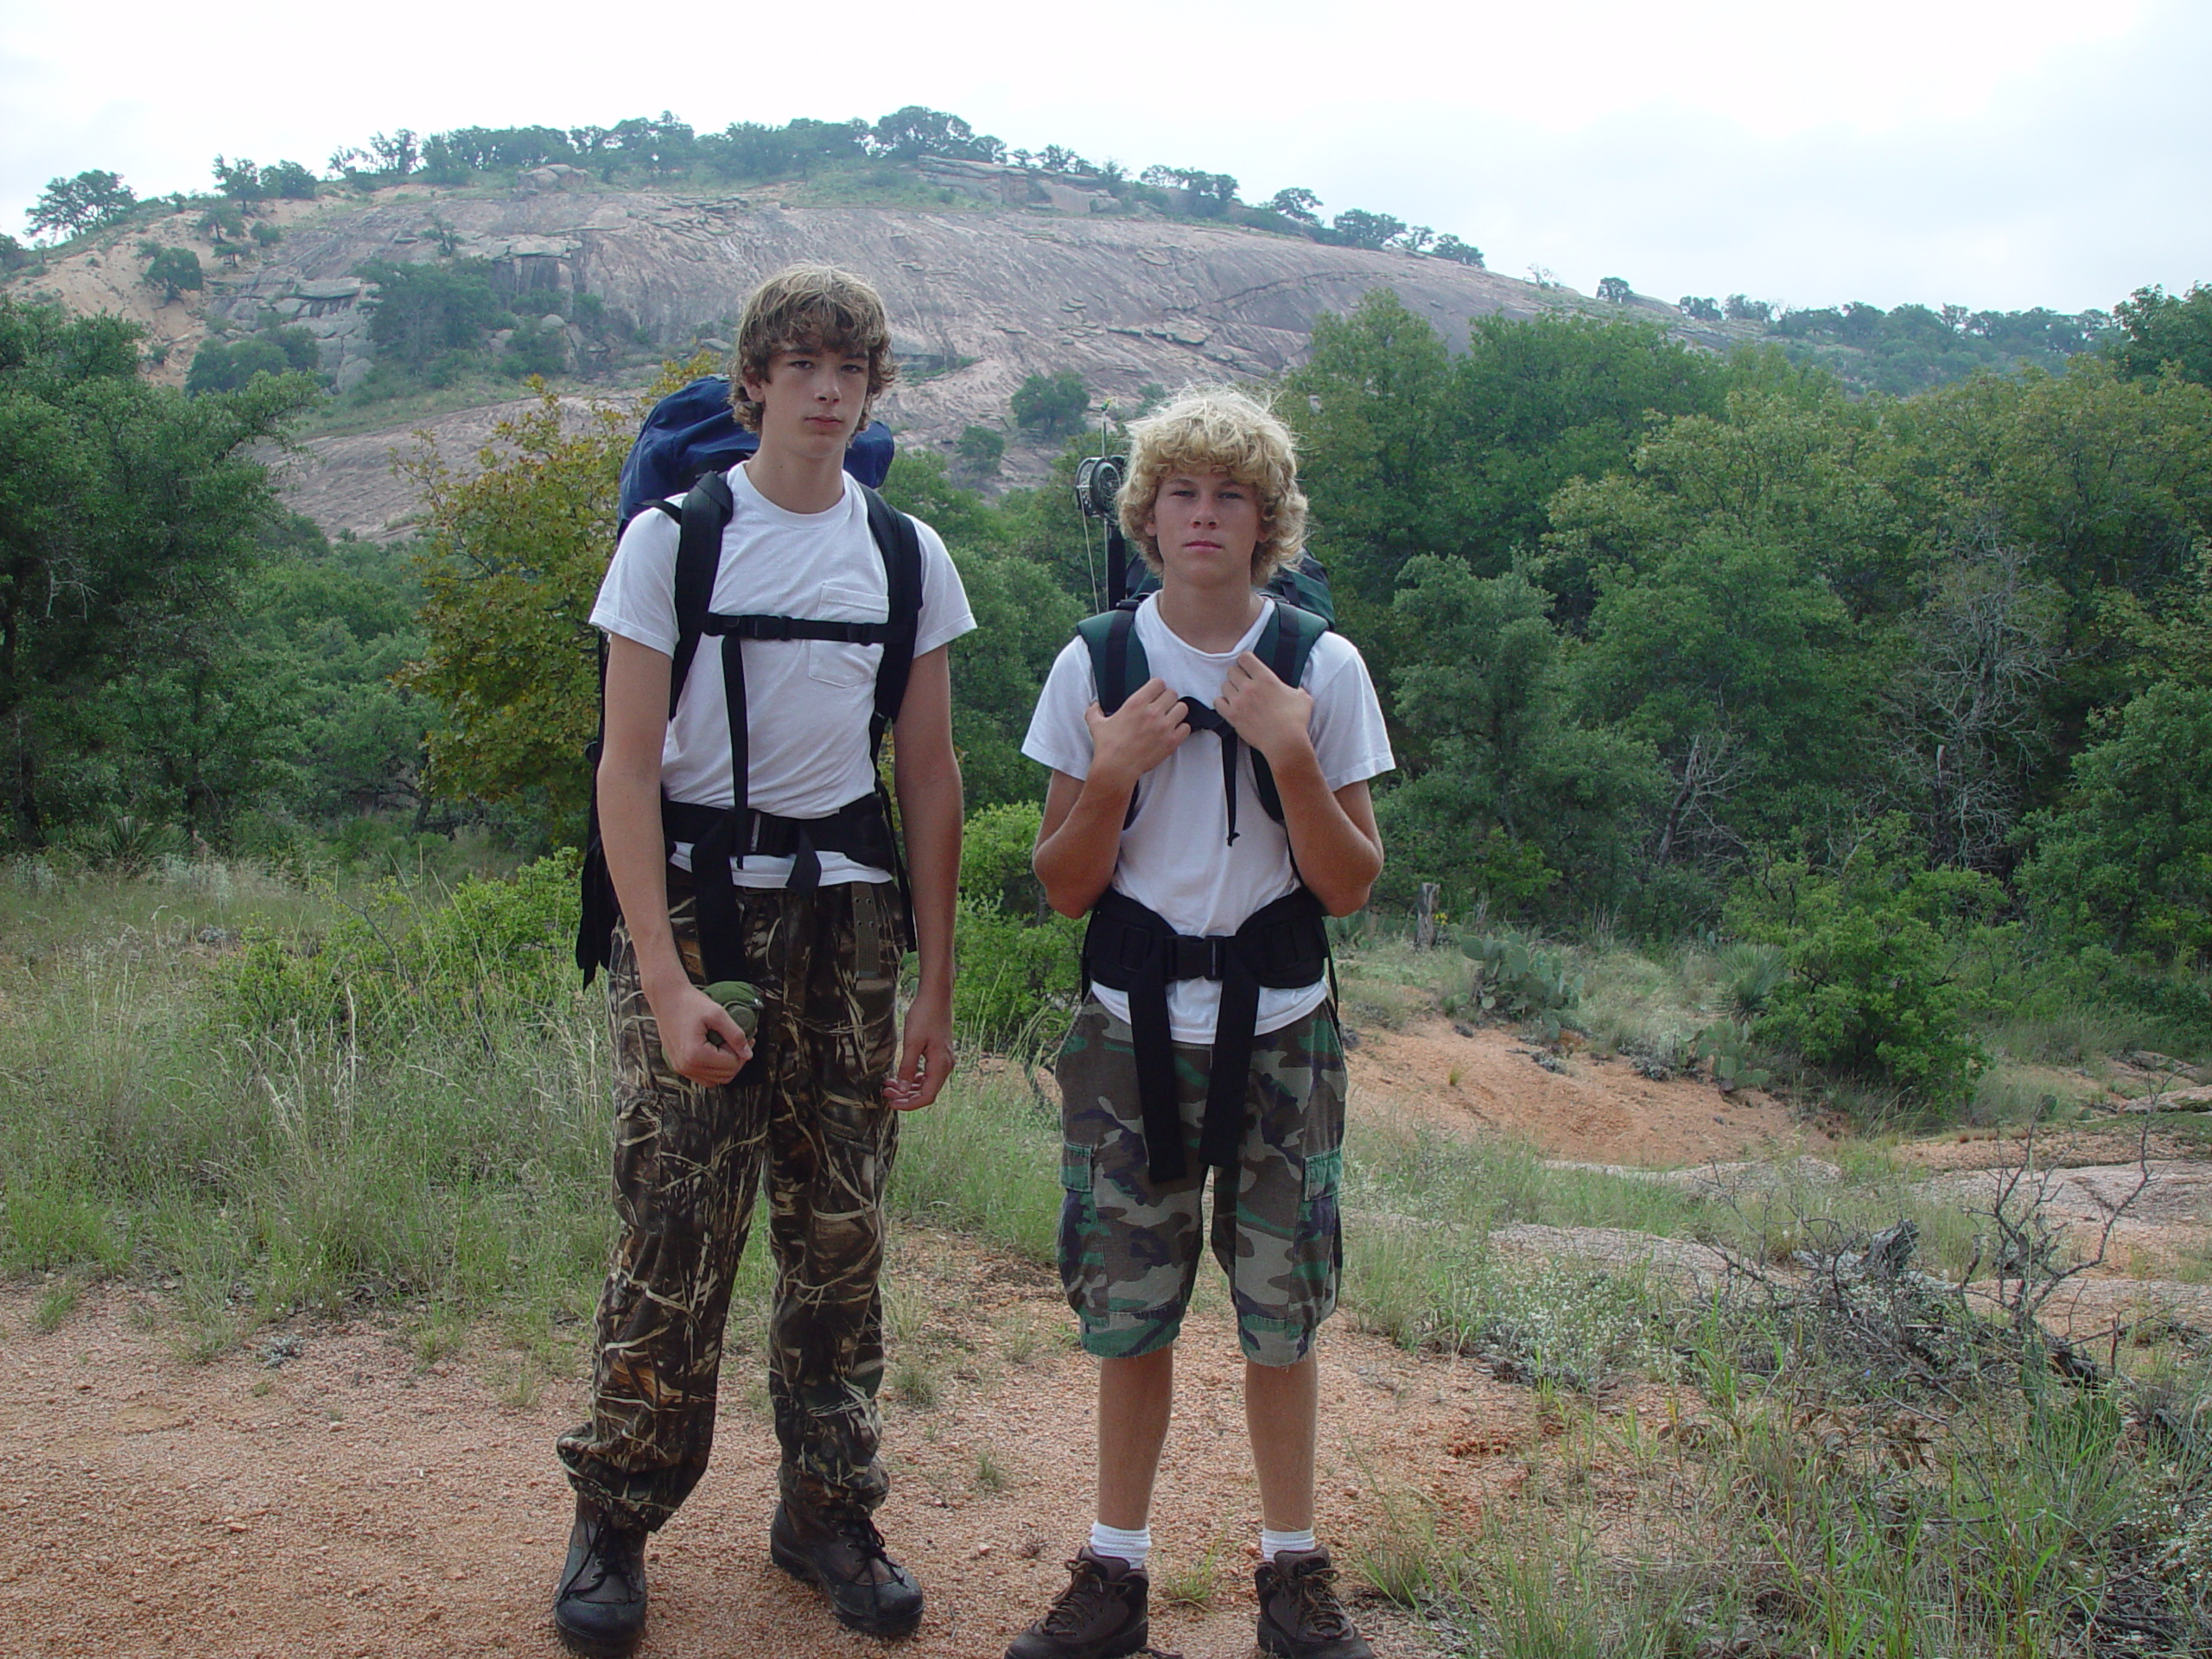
[1347, 1015, 1814, 1166]
[1, 1242, 1548, 1659]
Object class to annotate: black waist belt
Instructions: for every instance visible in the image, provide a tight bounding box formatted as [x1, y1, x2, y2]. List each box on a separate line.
[1081, 887, 1329, 1184]
[661, 792, 898, 984]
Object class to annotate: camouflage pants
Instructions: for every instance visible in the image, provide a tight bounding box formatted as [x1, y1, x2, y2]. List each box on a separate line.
[556, 877, 903, 1531]
[1056, 997, 1345, 1368]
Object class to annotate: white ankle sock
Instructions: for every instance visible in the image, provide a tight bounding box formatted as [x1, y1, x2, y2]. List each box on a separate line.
[1088, 1521, 1151, 1568]
[1261, 1526, 1316, 1561]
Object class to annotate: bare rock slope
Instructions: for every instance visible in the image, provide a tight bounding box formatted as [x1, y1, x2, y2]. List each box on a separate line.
[13, 181, 1580, 537]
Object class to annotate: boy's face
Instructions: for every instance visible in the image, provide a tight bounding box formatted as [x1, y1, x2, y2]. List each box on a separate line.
[1144, 469, 1263, 588]
[742, 342, 872, 455]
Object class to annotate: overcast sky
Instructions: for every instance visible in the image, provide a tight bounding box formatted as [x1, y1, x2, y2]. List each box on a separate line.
[3, 0, 2204, 315]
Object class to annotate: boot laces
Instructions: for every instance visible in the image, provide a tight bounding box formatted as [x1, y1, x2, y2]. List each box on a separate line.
[1042, 1555, 1117, 1633]
[1282, 1558, 1354, 1637]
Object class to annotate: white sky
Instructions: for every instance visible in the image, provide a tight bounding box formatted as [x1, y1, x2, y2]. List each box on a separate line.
[3, 0, 2204, 315]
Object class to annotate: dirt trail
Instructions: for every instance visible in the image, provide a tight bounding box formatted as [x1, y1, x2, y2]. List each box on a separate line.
[3, 1239, 1554, 1659]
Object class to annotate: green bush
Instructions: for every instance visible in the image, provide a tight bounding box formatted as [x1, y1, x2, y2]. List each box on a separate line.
[951, 801, 1079, 1051]
[221, 851, 580, 1042]
[951, 897, 1082, 1053]
[1730, 821, 1999, 1109]
[2019, 681, 2212, 988]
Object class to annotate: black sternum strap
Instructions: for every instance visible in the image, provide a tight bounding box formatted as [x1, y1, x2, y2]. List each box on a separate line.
[1176, 697, 1242, 846]
[1084, 887, 1327, 1184]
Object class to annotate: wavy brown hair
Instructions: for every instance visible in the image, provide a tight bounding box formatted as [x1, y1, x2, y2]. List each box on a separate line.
[729, 265, 898, 432]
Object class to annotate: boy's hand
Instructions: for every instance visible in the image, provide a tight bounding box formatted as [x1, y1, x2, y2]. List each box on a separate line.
[1216, 651, 1315, 766]
[886, 987, 956, 1111]
[653, 985, 754, 1085]
[1083, 677, 1190, 789]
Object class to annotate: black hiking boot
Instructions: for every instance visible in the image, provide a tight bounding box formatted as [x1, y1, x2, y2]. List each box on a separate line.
[1003, 1547, 1150, 1659]
[770, 1500, 925, 1637]
[553, 1497, 648, 1657]
[1255, 1547, 1373, 1659]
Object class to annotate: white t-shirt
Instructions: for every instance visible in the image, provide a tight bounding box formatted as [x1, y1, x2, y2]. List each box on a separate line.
[1021, 595, 1394, 1041]
[590, 464, 976, 887]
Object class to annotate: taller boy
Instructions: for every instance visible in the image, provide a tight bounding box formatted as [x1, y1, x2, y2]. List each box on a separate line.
[555, 266, 970, 1654]
[1014, 388, 1392, 1659]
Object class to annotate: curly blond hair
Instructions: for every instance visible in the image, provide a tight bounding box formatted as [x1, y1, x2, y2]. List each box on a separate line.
[728, 265, 898, 433]
[1117, 385, 1308, 584]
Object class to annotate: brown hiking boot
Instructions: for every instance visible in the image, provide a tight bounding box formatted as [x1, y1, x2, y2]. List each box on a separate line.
[1255, 1548, 1372, 1659]
[770, 1500, 925, 1637]
[1004, 1547, 1150, 1659]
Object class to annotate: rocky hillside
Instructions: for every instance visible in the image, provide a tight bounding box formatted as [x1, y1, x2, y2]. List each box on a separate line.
[8, 173, 1695, 538]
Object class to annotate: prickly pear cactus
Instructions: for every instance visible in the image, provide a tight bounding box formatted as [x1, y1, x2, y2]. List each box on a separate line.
[1459, 934, 1582, 1024]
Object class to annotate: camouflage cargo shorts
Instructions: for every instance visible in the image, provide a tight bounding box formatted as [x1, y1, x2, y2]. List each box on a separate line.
[1054, 997, 1346, 1368]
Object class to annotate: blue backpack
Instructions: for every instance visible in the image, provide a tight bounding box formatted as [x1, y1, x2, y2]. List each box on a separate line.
[614, 374, 897, 529]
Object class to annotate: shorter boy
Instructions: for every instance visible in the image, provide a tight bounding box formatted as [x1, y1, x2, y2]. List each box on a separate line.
[1011, 387, 1392, 1659]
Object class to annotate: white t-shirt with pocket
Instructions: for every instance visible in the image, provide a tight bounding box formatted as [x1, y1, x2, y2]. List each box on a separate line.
[590, 463, 975, 887]
[1021, 595, 1394, 1041]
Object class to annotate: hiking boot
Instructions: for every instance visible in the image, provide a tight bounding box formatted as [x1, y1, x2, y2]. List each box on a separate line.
[770, 1500, 925, 1637]
[1255, 1547, 1373, 1659]
[1004, 1547, 1149, 1659]
[552, 1497, 648, 1657]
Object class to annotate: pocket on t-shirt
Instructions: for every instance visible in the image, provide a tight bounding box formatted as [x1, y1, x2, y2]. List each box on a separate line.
[807, 582, 886, 687]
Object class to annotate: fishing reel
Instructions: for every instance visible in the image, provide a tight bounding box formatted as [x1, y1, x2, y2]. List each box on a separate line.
[1073, 453, 1127, 520]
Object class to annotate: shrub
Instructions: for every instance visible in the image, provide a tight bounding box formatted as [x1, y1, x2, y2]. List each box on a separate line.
[1730, 820, 1999, 1109]
[952, 899, 1082, 1053]
[220, 852, 581, 1043]
[1011, 370, 1088, 437]
[2019, 681, 2212, 977]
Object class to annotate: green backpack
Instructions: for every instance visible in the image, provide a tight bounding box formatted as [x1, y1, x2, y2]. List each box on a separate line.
[1075, 594, 1332, 844]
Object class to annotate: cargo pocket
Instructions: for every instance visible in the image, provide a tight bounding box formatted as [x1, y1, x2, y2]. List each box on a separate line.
[1057, 1142, 1097, 1313]
[1294, 1144, 1344, 1313]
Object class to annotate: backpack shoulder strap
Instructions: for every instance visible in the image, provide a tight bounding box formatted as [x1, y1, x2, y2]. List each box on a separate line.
[859, 482, 923, 738]
[667, 471, 734, 718]
[1261, 598, 1330, 688]
[1076, 602, 1146, 716]
[1250, 601, 1332, 824]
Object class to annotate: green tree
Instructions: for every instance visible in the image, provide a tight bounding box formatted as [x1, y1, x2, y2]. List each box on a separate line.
[26, 170, 135, 240]
[140, 245, 203, 303]
[869, 105, 1003, 162]
[1011, 369, 1089, 438]
[2108, 283, 2212, 386]
[1430, 235, 1483, 268]
[212, 156, 265, 205]
[262, 160, 319, 200]
[1328, 209, 1404, 250]
[1268, 188, 1321, 224]
[953, 423, 1005, 475]
[1679, 296, 1723, 321]
[2018, 682, 2212, 974]
[397, 383, 640, 836]
[1383, 556, 1660, 915]
[0, 297, 317, 842]
[1597, 276, 1633, 303]
[356, 257, 509, 370]
[1575, 530, 1881, 850]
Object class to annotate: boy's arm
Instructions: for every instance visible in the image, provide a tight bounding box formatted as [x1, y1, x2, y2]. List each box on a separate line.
[888, 645, 962, 1109]
[598, 634, 752, 1084]
[1214, 652, 1384, 917]
[1032, 679, 1192, 918]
